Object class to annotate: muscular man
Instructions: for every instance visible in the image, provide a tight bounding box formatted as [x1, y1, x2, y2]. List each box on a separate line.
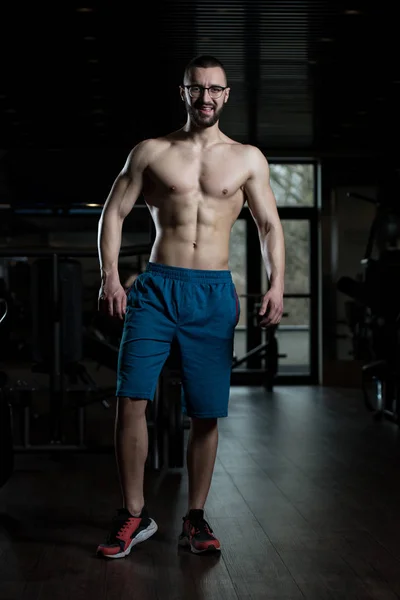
[96, 55, 285, 558]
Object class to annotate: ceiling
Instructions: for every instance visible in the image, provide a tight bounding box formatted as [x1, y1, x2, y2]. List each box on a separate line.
[0, 1, 399, 203]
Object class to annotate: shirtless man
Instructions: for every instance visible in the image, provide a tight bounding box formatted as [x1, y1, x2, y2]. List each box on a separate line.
[96, 55, 285, 558]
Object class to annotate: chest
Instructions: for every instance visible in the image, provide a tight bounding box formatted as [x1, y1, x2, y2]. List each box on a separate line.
[145, 150, 246, 198]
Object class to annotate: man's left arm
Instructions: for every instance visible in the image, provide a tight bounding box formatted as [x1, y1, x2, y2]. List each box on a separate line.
[244, 147, 285, 327]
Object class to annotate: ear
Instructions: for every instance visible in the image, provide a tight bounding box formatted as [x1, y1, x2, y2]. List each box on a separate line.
[224, 87, 230, 103]
[179, 86, 185, 101]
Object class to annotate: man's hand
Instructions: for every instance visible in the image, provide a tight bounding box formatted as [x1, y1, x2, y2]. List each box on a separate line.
[258, 286, 284, 328]
[98, 273, 127, 320]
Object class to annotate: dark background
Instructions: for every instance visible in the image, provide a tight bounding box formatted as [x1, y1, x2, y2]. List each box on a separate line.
[0, 1, 399, 205]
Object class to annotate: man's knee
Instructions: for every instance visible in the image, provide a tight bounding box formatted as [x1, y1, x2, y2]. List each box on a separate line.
[190, 417, 218, 433]
[116, 397, 148, 424]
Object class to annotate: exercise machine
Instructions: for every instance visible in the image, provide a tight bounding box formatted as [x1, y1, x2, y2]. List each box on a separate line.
[1, 245, 188, 468]
[0, 199, 188, 468]
[337, 191, 400, 424]
[1, 243, 150, 450]
[232, 294, 288, 390]
[0, 298, 14, 488]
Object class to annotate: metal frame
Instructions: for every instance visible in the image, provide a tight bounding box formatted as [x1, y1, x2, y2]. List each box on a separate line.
[0, 242, 152, 452]
[276, 203, 319, 384]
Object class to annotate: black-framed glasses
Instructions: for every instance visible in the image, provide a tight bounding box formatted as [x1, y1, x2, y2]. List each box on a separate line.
[184, 85, 227, 99]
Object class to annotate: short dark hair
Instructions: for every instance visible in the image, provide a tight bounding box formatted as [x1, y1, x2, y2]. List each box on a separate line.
[183, 55, 227, 85]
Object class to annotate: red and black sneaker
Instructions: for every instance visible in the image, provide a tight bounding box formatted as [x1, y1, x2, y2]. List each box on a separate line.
[97, 507, 157, 559]
[178, 508, 221, 554]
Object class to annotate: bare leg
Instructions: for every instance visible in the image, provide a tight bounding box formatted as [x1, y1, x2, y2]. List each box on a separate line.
[115, 397, 148, 516]
[186, 418, 219, 511]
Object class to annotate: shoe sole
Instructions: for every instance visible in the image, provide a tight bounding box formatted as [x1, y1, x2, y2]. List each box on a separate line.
[178, 536, 221, 554]
[99, 519, 158, 559]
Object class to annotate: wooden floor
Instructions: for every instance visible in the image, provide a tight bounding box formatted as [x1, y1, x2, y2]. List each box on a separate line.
[1, 385, 400, 599]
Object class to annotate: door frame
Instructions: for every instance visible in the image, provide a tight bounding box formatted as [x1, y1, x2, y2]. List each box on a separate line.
[231, 163, 320, 386]
[276, 207, 319, 384]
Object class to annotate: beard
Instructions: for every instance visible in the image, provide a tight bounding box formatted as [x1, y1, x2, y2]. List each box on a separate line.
[186, 100, 225, 128]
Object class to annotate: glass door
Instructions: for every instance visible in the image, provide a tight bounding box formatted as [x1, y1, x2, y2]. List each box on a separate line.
[261, 213, 318, 379]
[229, 161, 319, 384]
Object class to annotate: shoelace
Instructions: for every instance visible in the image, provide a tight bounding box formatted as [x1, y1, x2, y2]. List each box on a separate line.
[107, 517, 134, 542]
[192, 518, 214, 537]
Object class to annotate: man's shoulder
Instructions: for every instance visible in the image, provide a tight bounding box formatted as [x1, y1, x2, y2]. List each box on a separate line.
[126, 137, 171, 167]
[132, 137, 169, 154]
[230, 142, 268, 163]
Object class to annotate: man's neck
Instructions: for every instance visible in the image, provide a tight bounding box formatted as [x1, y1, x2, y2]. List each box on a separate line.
[182, 118, 222, 146]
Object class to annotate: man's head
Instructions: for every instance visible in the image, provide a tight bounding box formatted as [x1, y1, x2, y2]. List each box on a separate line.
[180, 55, 230, 128]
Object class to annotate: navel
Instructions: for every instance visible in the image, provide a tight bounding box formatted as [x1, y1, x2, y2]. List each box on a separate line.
[169, 186, 176, 192]
[222, 188, 228, 195]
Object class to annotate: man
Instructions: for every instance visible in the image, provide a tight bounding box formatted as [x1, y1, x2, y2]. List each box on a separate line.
[96, 55, 285, 558]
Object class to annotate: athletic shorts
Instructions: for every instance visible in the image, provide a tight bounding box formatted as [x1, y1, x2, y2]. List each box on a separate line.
[116, 262, 240, 418]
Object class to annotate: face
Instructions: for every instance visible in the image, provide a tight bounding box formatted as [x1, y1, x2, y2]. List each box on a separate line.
[180, 66, 230, 128]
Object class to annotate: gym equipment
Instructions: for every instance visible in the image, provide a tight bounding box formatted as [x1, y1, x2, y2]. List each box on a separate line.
[232, 294, 288, 390]
[0, 372, 13, 488]
[337, 191, 400, 424]
[0, 297, 8, 325]
[232, 328, 280, 390]
[31, 257, 83, 365]
[0, 299, 14, 488]
[0, 240, 152, 451]
[0, 200, 189, 469]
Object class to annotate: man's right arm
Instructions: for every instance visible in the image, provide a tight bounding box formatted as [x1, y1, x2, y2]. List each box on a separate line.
[97, 140, 151, 317]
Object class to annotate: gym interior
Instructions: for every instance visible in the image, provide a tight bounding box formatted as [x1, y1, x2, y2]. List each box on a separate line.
[1, 3, 400, 598]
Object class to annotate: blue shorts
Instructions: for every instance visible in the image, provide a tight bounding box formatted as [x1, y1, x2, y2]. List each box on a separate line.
[116, 262, 240, 418]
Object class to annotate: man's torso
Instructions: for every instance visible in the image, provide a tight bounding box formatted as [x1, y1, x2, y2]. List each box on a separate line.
[142, 132, 253, 270]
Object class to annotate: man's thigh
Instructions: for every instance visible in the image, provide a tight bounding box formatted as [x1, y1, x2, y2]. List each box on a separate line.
[178, 332, 234, 418]
[177, 283, 238, 418]
[116, 274, 175, 400]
